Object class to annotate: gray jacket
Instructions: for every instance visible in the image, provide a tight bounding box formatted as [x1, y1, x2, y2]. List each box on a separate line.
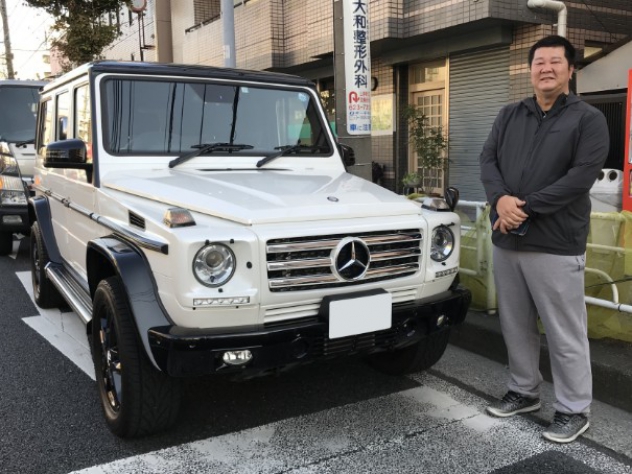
[480, 93, 609, 255]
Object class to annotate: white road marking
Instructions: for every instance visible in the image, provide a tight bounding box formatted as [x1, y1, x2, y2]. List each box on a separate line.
[17, 271, 95, 380]
[69, 383, 488, 474]
[9, 234, 22, 259]
[66, 376, 631, 474]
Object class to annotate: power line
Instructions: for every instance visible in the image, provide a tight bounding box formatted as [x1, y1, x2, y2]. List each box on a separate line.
[15, 36, 48, 72]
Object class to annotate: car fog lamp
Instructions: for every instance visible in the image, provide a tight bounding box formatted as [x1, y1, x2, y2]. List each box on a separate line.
[193, 243, 235, 287]
[163, 207, 196, 228]
[430, 225, 454, 262]
[437, 314, 446, 327]
[222, 350, 253, 366]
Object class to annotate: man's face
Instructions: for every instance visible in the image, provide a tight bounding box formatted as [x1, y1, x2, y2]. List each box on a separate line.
[530, 46, 574, 97]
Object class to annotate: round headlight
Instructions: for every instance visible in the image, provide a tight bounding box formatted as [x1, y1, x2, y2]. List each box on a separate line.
[193, 243, 236, 287]
[430, 225, 455, 262]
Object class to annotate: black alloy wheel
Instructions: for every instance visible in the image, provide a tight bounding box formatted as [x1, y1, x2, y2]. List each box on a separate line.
[91, 276, 181, 438]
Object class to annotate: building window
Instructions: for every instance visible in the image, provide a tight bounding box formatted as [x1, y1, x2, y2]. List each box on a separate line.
[408, 59, 447, 193]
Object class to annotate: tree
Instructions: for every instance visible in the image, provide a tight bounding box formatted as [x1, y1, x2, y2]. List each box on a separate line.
[24, 0, 127, 68]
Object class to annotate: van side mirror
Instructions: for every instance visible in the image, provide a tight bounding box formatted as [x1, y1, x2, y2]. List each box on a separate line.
[444, 186, 460, 212]
[338, 143, 356, 168]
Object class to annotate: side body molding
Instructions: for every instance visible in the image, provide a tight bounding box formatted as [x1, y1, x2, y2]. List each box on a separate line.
[88, 237, 173, 370]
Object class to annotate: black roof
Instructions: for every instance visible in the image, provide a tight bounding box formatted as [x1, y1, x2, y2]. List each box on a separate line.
[87, 61, 315, 87]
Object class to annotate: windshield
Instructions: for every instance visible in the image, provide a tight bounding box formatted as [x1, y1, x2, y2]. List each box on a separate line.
[103, 77, 333, 157]
[0, 86, 40, 143]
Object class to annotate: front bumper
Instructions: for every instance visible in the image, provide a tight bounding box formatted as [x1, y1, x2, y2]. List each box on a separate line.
[148, 284, 472, 378]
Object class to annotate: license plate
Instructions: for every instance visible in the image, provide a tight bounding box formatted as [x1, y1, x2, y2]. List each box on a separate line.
[328, 292, 392, 339]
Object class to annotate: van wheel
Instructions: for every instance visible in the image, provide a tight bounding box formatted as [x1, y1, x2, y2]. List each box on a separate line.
[365, 330, 450, 375]
[30, 222, 63, 308]
[0, 231, 13, 256]
[92, 276, 181, 438]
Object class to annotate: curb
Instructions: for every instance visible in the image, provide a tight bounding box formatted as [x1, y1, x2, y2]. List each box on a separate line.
[449, 311, 632, 413]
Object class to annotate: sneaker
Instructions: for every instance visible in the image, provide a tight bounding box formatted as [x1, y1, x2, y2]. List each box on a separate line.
[486, 391, 541, 418]
[542, 411, 589, 443]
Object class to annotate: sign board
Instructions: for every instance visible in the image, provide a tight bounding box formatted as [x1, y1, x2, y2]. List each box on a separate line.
[623, 69, 632, 212]
[343, 0, 371, 135]
[371, 94, 395, 136]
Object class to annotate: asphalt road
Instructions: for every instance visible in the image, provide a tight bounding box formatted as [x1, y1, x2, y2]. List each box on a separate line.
[1, 235, 631, 474]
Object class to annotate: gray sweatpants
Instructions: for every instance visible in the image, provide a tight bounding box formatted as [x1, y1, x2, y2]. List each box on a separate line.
[492, 246, 592, 414]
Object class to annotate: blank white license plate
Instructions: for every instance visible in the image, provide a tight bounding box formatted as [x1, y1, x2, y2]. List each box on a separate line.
[328, 292, 392, 339]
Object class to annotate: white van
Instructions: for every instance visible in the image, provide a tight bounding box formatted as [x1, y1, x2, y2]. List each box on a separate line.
[0, 80, 48, 254]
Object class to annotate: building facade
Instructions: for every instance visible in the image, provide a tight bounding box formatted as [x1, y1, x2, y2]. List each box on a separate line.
[119, 0, 632, 201]
[101, 0, 173, 64]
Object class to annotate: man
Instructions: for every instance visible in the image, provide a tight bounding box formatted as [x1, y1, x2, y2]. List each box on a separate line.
[479, 35, 609, 443]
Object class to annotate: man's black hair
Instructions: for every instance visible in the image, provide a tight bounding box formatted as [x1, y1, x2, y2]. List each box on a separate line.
[528, 35, 576, 68]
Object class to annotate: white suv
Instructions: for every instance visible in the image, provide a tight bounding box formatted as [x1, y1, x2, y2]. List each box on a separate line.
[30, 61, 471, 438]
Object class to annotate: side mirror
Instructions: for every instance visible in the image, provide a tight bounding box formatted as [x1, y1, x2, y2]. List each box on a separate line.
[444, 186, 460, 212]
[338, 143, 356, 168]
[45, 139, 90, 168]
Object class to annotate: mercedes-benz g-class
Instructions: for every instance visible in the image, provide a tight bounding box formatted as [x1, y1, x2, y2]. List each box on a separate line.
[30, 62, 470, 437]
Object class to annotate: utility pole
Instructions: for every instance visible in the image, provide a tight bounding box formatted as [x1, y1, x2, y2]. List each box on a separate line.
[0, 0, 14, 79]
[221, 0, 236, 68]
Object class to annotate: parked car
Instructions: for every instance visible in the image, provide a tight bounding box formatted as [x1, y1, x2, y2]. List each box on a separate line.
[0, 80, 48, 255]
[29, 61, 471, 437]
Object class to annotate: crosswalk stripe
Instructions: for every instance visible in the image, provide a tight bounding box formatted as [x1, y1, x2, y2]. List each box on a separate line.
[17, 271, 95, 380]
[69, 382, 495, 474]
[65, 376, 627, 474]
[9, 234, 23, 259]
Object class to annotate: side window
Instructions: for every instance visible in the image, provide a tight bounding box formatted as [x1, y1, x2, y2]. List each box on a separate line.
[38, 99, 54, 151]
[56, 91, 70, 141]
[74, 84, 92, 161]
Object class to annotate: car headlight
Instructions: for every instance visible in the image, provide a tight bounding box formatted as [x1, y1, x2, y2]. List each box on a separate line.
[0, 176, 27, 206]
[430, 225, 454, 262]
[193, 243, 236, 287]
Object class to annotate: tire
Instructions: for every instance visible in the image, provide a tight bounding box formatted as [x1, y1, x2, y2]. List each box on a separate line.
[30, 222, 64, 308]
[0, 231, 13, 256]
[92, 276, 181, 438]
[365, 329, 451, 375]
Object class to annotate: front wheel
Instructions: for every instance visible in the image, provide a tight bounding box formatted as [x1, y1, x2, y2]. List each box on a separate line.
[365, 329, 450, 375]
[0, 231, 13, 256]
[92, 276, 181, 438]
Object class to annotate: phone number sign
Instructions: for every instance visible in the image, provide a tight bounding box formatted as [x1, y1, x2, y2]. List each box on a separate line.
[343, 0, 371, 135]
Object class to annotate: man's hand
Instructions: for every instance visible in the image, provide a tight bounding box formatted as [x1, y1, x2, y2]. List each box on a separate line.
[494, 195, 528, 234]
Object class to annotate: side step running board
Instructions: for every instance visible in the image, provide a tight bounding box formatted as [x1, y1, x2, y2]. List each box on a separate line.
[45, 264, 93, 324]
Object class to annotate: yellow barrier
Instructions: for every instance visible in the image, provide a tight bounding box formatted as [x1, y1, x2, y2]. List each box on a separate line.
[458, 206, 632, 343]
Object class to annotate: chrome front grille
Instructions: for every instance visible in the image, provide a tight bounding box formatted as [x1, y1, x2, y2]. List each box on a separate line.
[266, 229, 422, 292]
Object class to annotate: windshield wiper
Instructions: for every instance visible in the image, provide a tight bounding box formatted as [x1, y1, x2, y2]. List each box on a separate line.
[169, 142, 254, 168]
[256, 144, 329, 168]
[14, 138, 34, 148]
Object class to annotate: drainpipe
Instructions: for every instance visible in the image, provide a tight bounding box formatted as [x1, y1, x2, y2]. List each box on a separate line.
[527, 0, 567, 37]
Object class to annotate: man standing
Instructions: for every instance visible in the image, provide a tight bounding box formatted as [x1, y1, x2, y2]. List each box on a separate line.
[479, 35, 609, 443]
